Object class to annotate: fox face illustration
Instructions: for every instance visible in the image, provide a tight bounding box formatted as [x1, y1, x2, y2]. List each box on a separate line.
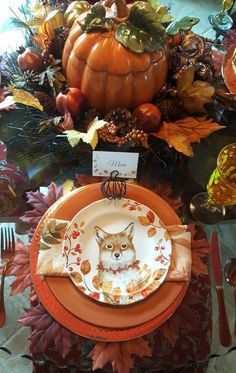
[95, 222, 140, 283]
[95, 222, 135, 263]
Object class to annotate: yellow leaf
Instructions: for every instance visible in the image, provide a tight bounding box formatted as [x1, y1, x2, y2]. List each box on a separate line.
[126, 280, 140, 294]
[102, 281, 112, 293]
[147, 227, 156, 237]
[64, 117, 106, 149]
[92, 274, 102, 290]
[177, 66, 215, 113]
[112, 287, 121, 301]
[152, 117, 225, 157]
[138, 216, 151, 226]
[8, 87, 43, 111]
[70, 272, 82, 283]
[80, 259, 91, 275]
[153, 268, 167, 280]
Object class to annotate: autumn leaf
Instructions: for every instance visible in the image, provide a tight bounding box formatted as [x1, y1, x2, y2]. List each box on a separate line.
[188, 224, 210, 276]
[138, 216, 151, 226]
[176, 66, 215, 113]
[92, 274, 102, 289]
[148, 227, 156, 237]
[19, 303, 82, 359]
[152, 268, 167, 280]
[89, 292, 100, 300]
[102, 281, 112, 293]
[126, 280, 139, 294]
[64, 117, 106, 149]
[6, 239, 32, 297]
[138, 181, 183, 213]
[89, 338, 152, 373]
[20, 182, 63, 230]
[141, 286, 153, 298]
[152, 117, 225, 157]
[147, 210, 155, 223]
[112, 287, 121, 302]
[80, 259, 91, 275]
[8, 86, 43, 111]
[70, 272, 82, 283]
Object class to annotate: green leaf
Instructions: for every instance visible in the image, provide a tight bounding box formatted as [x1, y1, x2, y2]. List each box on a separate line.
[80, 3, 113, 32]
[43, 234, 61, 245]
[166, 16, 200, 36]
[116, 22, 162, 54]
[90, 3, 106, 17]
[129, 1, 165, 37]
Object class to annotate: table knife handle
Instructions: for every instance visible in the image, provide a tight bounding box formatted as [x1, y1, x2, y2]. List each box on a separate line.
[0, 266, 6, 328]
[216, 286, 231, 347]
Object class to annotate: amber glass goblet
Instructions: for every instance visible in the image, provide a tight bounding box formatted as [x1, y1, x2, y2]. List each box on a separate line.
[190, 143, 236, 224]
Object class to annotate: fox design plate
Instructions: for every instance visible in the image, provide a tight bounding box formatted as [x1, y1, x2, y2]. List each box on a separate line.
[63, 198, 172, 305]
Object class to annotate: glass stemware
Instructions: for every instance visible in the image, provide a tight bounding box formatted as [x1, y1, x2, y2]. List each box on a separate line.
[190, 143, 236, 224]
[208, 0, 234, 32]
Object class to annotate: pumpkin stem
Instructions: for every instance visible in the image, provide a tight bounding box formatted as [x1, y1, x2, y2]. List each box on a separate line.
[104, 0, 129, 18]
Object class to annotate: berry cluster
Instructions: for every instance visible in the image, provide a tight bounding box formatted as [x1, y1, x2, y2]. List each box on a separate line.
[98, 122, 148, 147]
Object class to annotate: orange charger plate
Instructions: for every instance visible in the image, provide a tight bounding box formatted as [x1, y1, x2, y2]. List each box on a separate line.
[30, 183, 189, 341]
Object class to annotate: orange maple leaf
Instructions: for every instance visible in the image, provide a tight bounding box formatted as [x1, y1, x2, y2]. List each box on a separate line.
[152, 117, 225, 157]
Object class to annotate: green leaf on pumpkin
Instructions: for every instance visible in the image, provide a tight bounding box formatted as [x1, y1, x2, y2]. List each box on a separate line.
[116, 22, 161, 54]
[129, 1, 165, 37]
[80, 3, 113, 32]
[166, 16, 200, 36]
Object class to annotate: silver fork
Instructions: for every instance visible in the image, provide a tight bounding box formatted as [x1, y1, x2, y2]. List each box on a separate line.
[0, 226, 16, 327]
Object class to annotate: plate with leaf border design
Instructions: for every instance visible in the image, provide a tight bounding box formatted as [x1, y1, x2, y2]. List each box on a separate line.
[63, 198, 172, 305]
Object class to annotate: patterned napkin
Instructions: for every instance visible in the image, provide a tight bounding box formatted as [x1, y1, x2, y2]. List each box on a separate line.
[36, 219, 191, 281]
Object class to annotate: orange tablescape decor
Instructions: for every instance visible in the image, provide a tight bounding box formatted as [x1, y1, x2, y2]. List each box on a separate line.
[223, 44, 236, 95]
[62, 0, 168, 112]
[152, 116, 225, 157]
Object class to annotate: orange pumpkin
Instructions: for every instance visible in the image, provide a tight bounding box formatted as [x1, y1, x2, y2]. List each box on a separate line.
[62, 0, 168, 113]
[223, 44, 236, 95]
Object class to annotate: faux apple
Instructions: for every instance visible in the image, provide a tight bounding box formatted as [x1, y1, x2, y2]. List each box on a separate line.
[133, 103, 162, 133]
[56, 87, 85, 118]
[17, 48, 43, 72]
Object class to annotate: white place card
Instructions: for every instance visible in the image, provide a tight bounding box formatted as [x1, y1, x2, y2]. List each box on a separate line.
[92, 151, 139, 178]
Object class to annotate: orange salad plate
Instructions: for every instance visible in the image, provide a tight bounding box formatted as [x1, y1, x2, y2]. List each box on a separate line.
[30, 183, 189, 341]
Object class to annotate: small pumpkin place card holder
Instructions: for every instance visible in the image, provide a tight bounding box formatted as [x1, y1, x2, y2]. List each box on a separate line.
[101, 170, 127, 200]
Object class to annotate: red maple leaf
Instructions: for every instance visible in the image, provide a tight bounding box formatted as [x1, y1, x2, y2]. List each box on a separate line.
[89, 338, 152, 373]
[188, 224, 210, 276]
[160, 285, 202, 346]
[6, 239, 32, 296]
[19, 303, 82, 359]
[138, 180, 183, 213]
[20, 182, 63, 229]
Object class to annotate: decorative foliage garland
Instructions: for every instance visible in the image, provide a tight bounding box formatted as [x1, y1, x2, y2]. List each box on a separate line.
[0, 0, 235, 172]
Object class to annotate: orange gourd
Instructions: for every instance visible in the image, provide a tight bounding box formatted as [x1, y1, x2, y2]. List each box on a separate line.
[62, 0, 168, 113]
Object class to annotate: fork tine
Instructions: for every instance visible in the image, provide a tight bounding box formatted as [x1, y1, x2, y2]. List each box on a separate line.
[10, 227, 16, 251]
[4, 227, 8, 252]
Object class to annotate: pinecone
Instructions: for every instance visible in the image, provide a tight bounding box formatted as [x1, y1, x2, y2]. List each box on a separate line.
[48, 26, 70, 59]
[34, 91, 56, 115]
[157, 98, 186, 122]
[104, 108, 137, 137]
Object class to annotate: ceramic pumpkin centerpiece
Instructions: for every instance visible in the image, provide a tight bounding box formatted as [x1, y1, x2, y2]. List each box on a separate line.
[62, 0, 168, 112]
